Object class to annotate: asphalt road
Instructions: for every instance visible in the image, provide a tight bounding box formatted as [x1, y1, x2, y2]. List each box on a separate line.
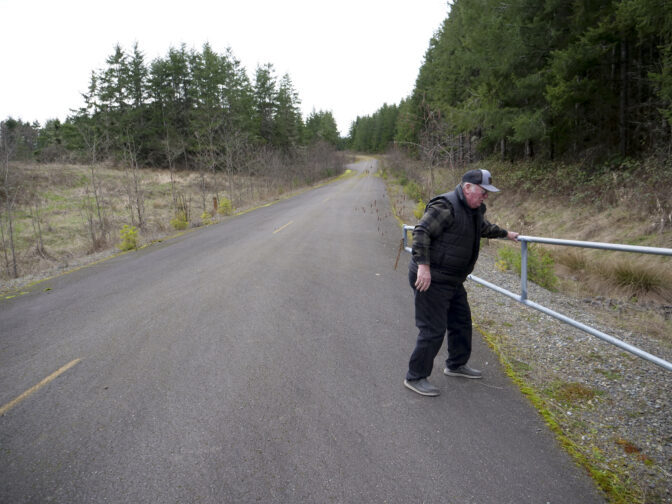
[0, 159, 605, 503]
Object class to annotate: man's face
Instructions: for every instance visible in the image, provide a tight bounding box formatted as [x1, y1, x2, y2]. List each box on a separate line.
[463, 183, 489, 208]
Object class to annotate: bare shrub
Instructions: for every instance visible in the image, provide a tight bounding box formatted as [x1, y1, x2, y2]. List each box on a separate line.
[36, 145, 69, 164]
[305, 140, 344, 181]
[122, 140, 146, 229]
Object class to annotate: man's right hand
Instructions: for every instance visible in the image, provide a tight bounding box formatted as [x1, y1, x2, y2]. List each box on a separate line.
[415, 264, 431, 292]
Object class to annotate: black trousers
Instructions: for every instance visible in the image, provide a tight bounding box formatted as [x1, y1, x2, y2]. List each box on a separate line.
[406, 270, 472, 381]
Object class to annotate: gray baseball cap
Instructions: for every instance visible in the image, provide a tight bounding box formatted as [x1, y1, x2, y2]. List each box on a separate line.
[462, 169, 499, 192]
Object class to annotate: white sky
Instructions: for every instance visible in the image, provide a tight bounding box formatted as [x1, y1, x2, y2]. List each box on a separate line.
[1, 0, 448, 136]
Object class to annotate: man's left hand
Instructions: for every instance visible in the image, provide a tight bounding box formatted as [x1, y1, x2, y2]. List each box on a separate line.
[507, 231, 520, 241]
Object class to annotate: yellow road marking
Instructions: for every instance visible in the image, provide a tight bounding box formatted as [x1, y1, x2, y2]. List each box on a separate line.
[273, 221, 294, 234]
[0, 358, 81, 416]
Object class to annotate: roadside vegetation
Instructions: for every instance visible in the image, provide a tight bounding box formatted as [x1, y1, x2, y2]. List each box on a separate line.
[1, 42, 346, 284]
[0, 147, 347, 287]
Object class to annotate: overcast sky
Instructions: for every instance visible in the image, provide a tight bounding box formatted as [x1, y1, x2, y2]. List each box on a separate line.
[2, 0, 448, 136]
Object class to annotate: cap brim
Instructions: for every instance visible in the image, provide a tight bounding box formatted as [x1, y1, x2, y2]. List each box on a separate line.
[480, 184, 500, 192]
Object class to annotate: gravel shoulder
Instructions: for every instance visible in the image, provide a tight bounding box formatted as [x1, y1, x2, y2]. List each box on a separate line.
[469, 243, 672, 503]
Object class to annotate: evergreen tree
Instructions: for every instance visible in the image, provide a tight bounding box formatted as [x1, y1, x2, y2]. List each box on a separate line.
[147, 44, 194, 167]
[347, 104, 398, 153]
[253, 63, 277, 144]
[305, 109, 340, 147]
[273, 74, 303, 149]
[17, 41, 342, 171]
[400, 0, 672, 162]
[126, 43, 150, 161]
[98, 44, 130, 153]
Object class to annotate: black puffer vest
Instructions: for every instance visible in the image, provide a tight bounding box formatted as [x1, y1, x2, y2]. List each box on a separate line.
[426, 186, 483, 284]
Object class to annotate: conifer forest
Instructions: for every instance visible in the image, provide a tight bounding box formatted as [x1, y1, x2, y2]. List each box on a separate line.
[350, 0, 672, 164]
[2, 43, 342, 168]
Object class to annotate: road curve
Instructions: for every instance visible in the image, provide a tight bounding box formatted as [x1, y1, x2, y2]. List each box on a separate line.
[0, 159, 604, 503]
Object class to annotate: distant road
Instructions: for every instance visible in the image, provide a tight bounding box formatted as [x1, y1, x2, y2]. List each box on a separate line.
[0, 159, 604, 503]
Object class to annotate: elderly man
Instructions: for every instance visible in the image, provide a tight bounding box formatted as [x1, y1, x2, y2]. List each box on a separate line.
[404, 169, 519, 397]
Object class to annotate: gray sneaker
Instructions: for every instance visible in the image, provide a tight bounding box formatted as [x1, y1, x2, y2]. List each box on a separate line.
[404, 378, 440, 396]
[444, 365, 482, 379]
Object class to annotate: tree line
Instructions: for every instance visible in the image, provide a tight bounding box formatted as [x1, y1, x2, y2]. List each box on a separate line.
[2, 42, 342, 168]
[350, 0, 672, 164]
[0, 42, 348, 279]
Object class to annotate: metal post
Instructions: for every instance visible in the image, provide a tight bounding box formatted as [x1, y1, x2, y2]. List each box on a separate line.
[403, 225, 413, 253]
[520, 241, 528, 302]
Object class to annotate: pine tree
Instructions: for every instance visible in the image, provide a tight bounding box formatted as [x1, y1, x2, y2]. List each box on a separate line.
[253, 63, 277, 144]
[273, 74, 303, 149]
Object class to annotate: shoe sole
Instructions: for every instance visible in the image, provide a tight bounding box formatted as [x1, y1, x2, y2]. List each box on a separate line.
[404, 379, 440, 397]
[443, 369, 482, 379]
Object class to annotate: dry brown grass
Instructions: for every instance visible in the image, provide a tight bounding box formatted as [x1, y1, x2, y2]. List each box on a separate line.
[554, 249, 672, 302]
[488, 172, 672, 344]
[594, 257, 672, 301]
[0, 162, 317, 283]
[485, 180, 672, 300]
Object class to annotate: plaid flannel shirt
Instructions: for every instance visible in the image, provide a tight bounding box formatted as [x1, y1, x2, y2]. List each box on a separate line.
[412, 196, 508, 266]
